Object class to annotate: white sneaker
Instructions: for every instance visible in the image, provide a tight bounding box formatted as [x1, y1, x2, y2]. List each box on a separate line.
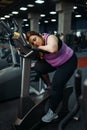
[41, 108, 58, 123]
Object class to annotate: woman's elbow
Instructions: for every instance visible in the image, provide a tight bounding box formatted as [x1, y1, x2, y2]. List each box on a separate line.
[49, 48, 57, 53]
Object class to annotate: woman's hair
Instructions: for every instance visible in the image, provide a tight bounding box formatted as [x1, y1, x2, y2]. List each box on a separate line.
[25, 31, 42, 43]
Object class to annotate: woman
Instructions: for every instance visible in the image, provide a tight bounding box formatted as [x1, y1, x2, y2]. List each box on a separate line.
[25, 31, 77, 123]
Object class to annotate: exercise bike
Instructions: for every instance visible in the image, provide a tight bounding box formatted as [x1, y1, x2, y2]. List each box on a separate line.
[0, 19, 21, 102]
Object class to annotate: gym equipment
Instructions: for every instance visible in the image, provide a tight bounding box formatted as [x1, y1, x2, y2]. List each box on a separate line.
[10, 32, 50, 130]
[0, 57, 10, 70]
[0, 37, 20, 70]
[0, 19, 19, 69]
[0, 38, 11, 70]
[0, 19, 21, 101]
[79, 78, 87, 130]
[0, 20, 82, 130]
[58, 69, 82, 130]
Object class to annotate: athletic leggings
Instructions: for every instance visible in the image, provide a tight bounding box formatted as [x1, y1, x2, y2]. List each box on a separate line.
[34, 53, 77, 112]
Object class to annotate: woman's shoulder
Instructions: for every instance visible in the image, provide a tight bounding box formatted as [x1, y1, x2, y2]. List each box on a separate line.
[47, 34, 58, 40]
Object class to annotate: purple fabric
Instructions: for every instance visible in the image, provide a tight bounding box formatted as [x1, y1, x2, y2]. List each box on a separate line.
[43, 33, 73, 67]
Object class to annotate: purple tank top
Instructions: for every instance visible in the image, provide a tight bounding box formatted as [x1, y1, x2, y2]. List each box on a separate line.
[43, 33, 73, 67]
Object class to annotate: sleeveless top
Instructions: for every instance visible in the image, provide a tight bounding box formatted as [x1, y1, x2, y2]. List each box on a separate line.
[43, 33, 73, 67]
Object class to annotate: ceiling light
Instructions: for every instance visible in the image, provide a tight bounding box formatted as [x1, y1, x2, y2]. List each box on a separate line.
[0, 17, 5, 20]
[44, 20, 48, 23]
[35, 0, 44, 4]
[4, 15, 10, 18]
[51, 19, 56, 22]
[40, 14, 45, 17]
[12, 11, 18, 14]
[27, 4, 34, 7]
[73, 6, 77, 9]
[75, 14, 82, 18]
[20, 7, 28, 11]
[25, 24, 29, 26]
[49, 11, 56, 15]
[23, 19, 28, 21]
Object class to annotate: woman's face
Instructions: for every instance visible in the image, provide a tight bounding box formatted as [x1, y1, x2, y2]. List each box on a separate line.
[29, 35, 44, 47]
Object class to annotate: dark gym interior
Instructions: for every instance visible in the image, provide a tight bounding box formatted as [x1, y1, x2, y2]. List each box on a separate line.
[0, 0, 87, 130]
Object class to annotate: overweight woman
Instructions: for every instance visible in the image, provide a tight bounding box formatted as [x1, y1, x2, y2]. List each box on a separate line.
[25, 31, 77, 123]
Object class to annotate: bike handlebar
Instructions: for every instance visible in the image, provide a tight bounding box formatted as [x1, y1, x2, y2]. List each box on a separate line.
[0, 20, 49, 58]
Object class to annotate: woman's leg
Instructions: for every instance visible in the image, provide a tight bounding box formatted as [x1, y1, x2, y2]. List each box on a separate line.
[34, 59, 56, 87]
[41, 53, 77, 122]
[50, 53, 77, 111]
[41, 74, 51, 89]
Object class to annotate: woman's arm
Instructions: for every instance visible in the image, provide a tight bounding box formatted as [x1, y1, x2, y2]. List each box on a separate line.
[38, 35, 58, 53]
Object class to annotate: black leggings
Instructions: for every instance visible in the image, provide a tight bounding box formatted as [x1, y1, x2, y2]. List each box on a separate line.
[34, 53, 77, 112]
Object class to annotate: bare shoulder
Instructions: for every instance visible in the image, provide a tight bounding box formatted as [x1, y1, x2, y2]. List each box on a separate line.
[48, 34, 57, 38]
[47, 34, 58, 42]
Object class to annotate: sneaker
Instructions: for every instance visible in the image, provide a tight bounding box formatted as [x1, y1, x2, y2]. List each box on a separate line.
[41, 108, 58, 123]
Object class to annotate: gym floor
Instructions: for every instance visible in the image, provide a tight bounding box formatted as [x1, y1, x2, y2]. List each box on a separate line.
[0, 51, 87, 130]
